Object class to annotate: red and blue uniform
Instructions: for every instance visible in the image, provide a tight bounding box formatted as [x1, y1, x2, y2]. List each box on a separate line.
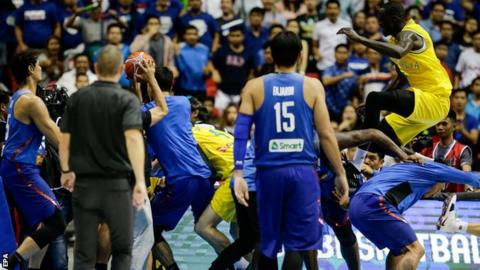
[1, 89, 59, 228]
[253, 73, 322, 258]
[349, 161, 480, 255]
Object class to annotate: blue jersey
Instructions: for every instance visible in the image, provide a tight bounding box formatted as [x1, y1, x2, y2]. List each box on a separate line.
[356, 162, 480, 213]
[2, 90, 43, 165]
[253, 73, 316, 167]
[142, 96, 211, 180]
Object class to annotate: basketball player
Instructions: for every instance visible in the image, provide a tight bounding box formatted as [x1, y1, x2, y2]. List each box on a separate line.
[233, 31, 349, 269]
[212, 128, 420, 270]
[143, 68, 213, 270]
[349, 162, 480, 270]
[338, 1, 451, 146]
[2, 51, 65, 269]
[437, 194, 480, 236]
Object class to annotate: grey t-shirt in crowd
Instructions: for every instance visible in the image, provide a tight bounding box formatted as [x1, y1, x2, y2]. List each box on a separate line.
[434, 141, 473, 167]
[60, 81, 143, 177]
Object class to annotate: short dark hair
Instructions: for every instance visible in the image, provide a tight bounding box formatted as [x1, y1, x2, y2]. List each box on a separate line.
[451, 88, 468, 97]
[0, 90, 10, 106]
[107, 23, 123, 33]
[446, 110, 457, 122]
[434, 40, 449, 48]
[471, 76, 480, 86]
[184, 25, 198, 33]
[249, 7, 265, 16]
[229, 25, 244, 34]
[271, 31, 302, 67]
[440, 20, 454, 29]
[326, 0, 340, 8]
[269, 23, 285, 34]
[335, 43, 349, 52]
[432, 1, 446, 10]
[380, 1, 405, 22]
[74, 53, 90, 62]
[263, 40, 272, 50]
[11, 51, 38, 85]
[155, 66, 174, 92]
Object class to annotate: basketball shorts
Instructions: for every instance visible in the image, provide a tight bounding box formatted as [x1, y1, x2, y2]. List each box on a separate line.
[256, 165, 323, 258]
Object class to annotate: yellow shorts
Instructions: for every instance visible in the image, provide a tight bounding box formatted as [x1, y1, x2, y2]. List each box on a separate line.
[210, 177, 236, 222]
[385, 88, 450, 145]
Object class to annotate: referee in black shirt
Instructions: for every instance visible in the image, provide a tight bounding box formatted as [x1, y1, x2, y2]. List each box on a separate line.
[59, 45, 147, 270]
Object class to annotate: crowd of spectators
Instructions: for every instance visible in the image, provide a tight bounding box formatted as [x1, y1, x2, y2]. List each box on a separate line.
[1, 0, 480, 171]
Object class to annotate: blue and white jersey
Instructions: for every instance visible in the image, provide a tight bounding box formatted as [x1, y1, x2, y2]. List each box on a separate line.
[253, 73, 316, 167]
[2, 90, 42, 165]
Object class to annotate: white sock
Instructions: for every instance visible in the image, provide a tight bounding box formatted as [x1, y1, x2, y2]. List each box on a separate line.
[234, 258, 250, 270]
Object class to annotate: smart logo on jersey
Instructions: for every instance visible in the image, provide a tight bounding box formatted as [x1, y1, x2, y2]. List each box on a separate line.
[268, 139, 304, 152]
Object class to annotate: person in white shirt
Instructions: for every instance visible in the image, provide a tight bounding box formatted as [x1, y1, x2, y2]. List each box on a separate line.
[455, 31, 480, 89]
[312, 0, 351, 74]
[234, 0, 262, 19]
[56, 53, 97, 96]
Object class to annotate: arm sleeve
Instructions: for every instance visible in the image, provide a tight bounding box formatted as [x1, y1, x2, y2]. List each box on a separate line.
[122, 94, 143, 131]
[233, 113, 254, 170]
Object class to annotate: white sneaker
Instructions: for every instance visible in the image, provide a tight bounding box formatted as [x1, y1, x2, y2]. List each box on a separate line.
[437, 194, 459, 232]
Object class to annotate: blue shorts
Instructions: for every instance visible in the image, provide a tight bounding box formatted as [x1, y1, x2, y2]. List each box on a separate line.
[0, 177, 17, 259]
[256, 165, 323, 258]
[0, 160, 59, 228]
[349, 193, 417, 256]
[320, 177, 349, 227]
[150, 176, 213, 230]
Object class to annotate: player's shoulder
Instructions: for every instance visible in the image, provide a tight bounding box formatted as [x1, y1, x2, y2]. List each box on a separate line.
[303, 75, 324, 91]
[242, 76, 264, 95]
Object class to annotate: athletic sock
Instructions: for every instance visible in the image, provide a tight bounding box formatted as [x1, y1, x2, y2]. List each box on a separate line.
[234, 257, 250, 270]
[95, 263, 108, 270]
[8, 252, 24, 270]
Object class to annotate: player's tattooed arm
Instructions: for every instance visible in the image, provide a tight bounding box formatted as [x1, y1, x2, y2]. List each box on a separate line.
[336, 129, 422, 163]
[337, 28, 422, 59]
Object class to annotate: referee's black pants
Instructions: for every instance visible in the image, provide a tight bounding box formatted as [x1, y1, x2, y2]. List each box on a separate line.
[72, 177, 133, 270]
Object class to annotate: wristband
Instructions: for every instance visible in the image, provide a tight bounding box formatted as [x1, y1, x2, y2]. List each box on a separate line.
[62, 169, 72, 174]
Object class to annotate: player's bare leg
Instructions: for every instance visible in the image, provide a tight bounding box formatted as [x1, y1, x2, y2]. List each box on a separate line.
[385, 241, 424, 270]
[194, 205, 231, 253]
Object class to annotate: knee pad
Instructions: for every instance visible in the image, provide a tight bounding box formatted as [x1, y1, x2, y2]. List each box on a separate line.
[30, 209, 66, 248]
[153, 226, 166, 245]
[333, 222, 357, 247]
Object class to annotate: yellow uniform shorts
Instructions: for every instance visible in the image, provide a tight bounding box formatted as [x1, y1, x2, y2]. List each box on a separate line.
[210, 176, 236, 222]
[385, 88, 450, 145]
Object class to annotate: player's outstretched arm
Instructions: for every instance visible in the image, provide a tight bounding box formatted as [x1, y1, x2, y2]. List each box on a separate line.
[29, 96, 61, 147]
[308, 78, 348, 205]
[337, 28, 419, 59]
[232, 79, 257, 207]
[335, 129, 415, 162]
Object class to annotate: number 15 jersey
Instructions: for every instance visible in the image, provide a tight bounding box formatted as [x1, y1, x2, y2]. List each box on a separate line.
[253, 73, 316, 167]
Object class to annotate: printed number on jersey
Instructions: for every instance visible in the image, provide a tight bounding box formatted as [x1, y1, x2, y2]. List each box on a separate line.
[274, 101, 295, 133]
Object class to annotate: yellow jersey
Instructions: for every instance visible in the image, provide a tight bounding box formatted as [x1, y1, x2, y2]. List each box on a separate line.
[389, 19, 452, 97]
[192, 124, 234, 180]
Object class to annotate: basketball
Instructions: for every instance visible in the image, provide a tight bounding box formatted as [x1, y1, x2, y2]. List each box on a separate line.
[124, 51, 155, 81]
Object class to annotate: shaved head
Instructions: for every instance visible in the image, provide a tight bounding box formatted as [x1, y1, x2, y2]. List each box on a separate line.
[96, 45, 123, 77]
